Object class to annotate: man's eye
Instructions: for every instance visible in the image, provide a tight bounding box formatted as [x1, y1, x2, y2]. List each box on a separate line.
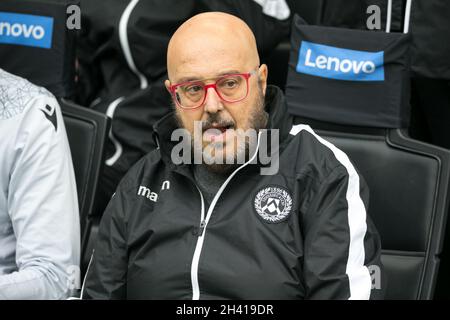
[185, 85, 203, 94]
[222, 79, 238, 89]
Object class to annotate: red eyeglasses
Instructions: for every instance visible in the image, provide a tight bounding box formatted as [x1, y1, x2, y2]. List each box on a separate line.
[169, 70, 257, 110]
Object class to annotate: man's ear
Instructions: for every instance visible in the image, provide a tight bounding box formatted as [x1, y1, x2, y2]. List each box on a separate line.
[164, 79, 172, 93]
[259, 64, 268, 95]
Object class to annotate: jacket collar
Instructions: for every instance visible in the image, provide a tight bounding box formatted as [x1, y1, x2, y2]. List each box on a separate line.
[152, 85, 292, 169]
[264, 84, 292, 146]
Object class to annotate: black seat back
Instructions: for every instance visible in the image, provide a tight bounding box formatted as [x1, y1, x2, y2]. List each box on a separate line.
[60, 99, 110, 253]
[297, 118, 450, 299]
[0, 0, 77, 98]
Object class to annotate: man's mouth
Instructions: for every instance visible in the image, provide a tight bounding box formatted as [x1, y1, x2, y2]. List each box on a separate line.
[202, 123, 235, 142]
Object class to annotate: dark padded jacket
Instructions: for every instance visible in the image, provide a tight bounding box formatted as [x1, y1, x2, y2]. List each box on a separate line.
[83, 86, 384, 300]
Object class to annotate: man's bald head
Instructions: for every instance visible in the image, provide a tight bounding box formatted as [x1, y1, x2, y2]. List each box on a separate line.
[164, 12, 269, 174]
[167, 12, 260, 82]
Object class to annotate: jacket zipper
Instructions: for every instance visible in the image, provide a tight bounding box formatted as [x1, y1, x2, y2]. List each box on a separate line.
[190, 133, 262, 300]
[198, 220, 206, 237]
[79, 249, 95, 299]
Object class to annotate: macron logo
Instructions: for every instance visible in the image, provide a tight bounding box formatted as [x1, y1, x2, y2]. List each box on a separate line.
[137, 181, 170, 203]
[296, 41, 384, 81]
[138, 186, 158, 202]
[0, 12, 53, 49]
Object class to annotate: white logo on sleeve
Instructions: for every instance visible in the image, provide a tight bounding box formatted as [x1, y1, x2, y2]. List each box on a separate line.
[254, 186, 292, 223]
[137, 181, 170, 202]
[137, 186, 158, 202]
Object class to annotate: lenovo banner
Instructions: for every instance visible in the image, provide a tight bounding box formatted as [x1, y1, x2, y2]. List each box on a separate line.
[0, 0, 78, 98]
[286, 14, 411, 128]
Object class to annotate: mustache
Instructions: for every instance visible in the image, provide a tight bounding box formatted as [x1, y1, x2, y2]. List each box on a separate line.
[201, 113, 235, 131]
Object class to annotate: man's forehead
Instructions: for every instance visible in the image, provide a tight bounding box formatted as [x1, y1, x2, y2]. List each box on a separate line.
[169, 46, 250, 82]
[172, 13, 250, 44]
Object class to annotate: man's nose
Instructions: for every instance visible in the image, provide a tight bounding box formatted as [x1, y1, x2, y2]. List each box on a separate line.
[203, 86, 224, 114]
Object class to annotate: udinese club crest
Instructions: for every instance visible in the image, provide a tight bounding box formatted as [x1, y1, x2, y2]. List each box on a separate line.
[254, 186, 293, 223]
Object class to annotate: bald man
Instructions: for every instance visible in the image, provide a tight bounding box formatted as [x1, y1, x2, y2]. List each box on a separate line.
[83, 12, 384, 300]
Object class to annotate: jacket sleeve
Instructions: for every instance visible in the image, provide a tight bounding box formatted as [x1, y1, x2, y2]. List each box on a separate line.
[0, 95, 80, 299]
[82, 179, 131, 299]
[302, 165, 384, 300]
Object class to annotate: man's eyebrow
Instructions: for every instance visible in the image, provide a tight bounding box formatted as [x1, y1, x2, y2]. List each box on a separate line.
[176, 76, 201, 83]
[175, 70, 242, 84]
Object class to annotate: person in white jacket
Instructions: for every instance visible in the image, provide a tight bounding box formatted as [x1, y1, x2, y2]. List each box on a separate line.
[0, 68, 80, 299]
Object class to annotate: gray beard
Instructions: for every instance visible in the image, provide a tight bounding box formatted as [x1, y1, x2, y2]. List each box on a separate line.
[174, 86, 268, 175]
[199, 91, 267, 175]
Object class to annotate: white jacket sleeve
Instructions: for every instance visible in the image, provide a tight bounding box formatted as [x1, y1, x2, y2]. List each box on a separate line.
[0, 95, 80, 299]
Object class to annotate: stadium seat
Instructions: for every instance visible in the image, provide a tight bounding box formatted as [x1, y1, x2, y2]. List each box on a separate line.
[266, 40, 290, 91]
[0, 0, 77, 98]
[60, 99, 110, 274]
[265, 1, 325, 91]
[293, 117, 450, 299]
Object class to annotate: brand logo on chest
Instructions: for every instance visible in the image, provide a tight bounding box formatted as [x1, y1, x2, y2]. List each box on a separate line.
[254, 186, 293, 223]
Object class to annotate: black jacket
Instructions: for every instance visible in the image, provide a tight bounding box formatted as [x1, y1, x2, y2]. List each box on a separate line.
[83, 86, 384, 299]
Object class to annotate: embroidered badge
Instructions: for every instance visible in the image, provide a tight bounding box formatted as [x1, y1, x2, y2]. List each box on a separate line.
[254, 186, 292, 223]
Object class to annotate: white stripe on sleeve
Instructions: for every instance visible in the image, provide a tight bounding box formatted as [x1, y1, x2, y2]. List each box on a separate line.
[290, 124, 372, 300]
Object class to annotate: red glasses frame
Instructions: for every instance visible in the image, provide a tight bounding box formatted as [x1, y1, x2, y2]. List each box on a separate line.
[169, 70, 257, 110]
